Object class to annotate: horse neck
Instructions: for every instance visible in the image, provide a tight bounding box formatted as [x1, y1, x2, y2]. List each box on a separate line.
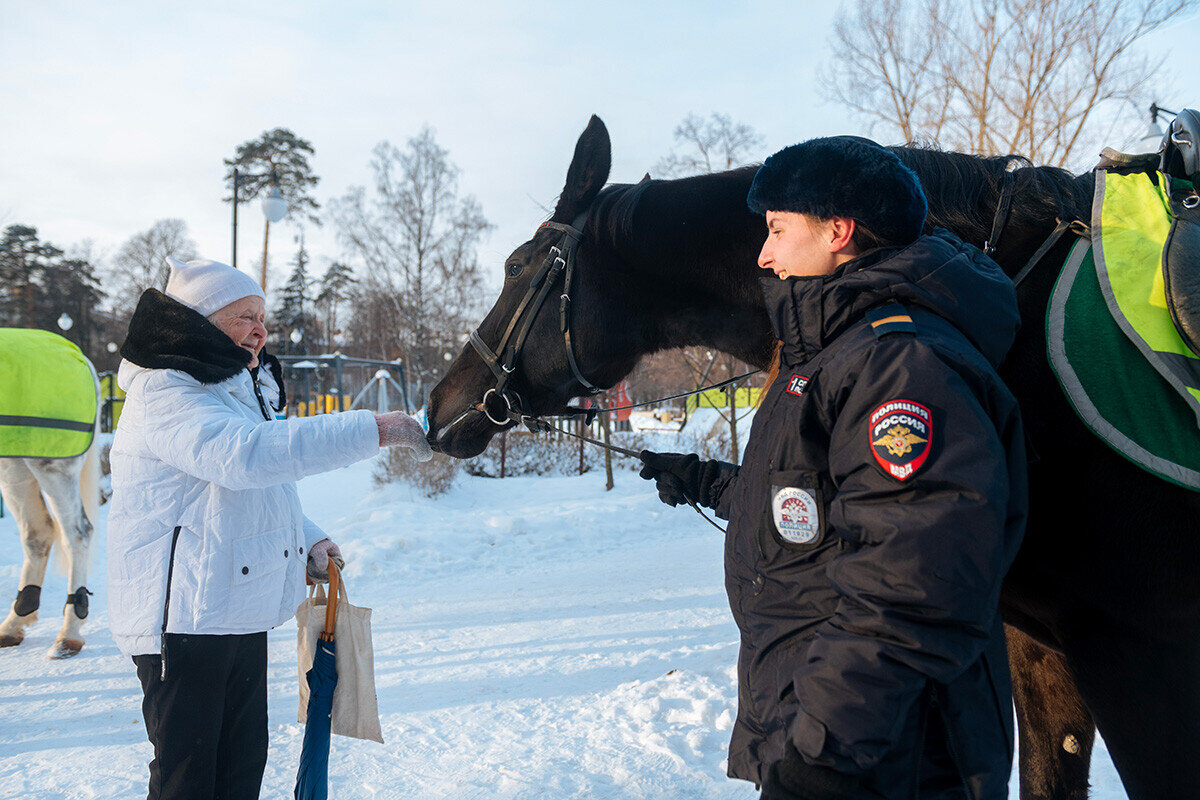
[596, 171, 776, 368]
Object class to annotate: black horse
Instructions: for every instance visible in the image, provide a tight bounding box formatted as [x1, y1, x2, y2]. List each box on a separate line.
[428, 116, 1200, 800]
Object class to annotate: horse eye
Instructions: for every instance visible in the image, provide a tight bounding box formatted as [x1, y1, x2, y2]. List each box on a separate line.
[506, 263, 523, 278]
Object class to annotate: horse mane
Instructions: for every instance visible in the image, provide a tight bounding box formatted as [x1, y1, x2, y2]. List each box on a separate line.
[890, 146, 1093, 245]
[583, 176, 659, 250]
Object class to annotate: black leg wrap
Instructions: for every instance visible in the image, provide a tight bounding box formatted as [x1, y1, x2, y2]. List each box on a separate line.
[65, 586, 92, 620]
[14, 585, 41, 617]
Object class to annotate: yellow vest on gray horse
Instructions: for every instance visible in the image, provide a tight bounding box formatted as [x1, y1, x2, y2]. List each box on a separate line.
[0, 328, 97, 458]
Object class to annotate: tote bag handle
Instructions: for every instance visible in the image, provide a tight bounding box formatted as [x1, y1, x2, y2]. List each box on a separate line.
[321, 560, 341, 639]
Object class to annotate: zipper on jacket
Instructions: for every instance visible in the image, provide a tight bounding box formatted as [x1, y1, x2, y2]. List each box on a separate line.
[250, 371, 272, 421]
[160, 526, 182, 681]
[929, 683, 979, 800]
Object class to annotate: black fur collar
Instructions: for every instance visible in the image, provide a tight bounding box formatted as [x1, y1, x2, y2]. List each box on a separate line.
[121, 289, 286, 409]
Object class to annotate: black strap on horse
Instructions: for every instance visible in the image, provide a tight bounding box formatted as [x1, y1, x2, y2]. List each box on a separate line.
[466, 212, 600, 426]
[1011, 218, 1091, 289]
[985, 168, 1016, 256]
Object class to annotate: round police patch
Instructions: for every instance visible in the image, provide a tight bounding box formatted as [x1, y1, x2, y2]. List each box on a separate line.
[869, 399, 932, 481]
[771, 487, 821, 545]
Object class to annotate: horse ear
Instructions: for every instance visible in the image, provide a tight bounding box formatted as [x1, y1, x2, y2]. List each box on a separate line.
[553, 115, 611, 222]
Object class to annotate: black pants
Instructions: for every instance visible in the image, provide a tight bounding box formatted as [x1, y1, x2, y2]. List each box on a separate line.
[133, 632, 269, 800]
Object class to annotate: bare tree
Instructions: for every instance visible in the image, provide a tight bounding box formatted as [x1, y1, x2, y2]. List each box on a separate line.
[330, 127, 492, 402]
[825, 0, 1196, 167]
[655, 112, 766, 178]
[109, 219, 198, 317]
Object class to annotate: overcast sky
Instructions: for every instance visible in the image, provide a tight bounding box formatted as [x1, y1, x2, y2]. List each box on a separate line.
[2, 1, 1197, 304]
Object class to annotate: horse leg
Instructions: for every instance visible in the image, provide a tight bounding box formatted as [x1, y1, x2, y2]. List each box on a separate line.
[1006, 626, 1095, 800]
[0, 460, 57, 647]
[27, 457, 92, 659]
[1060, 621, 1200, 800]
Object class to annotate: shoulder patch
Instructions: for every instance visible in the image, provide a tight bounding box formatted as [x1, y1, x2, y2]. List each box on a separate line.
[864, 303, 916, 338]
[785, 374, 808, 396]
[869, 399, 932, 481]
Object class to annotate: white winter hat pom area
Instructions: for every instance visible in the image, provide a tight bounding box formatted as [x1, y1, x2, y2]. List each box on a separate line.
[164, 257, 266, 318]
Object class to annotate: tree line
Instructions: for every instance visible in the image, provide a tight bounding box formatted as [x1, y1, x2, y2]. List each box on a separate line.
[1, 0, 1189, 415]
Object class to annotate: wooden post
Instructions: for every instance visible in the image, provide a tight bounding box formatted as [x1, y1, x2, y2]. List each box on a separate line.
[601, 393, 614, 491]
[728, 378, 739, 465]
[578, 412, 585, 475]
[259, 219, 271, 291]
[499, 429, 508, 479]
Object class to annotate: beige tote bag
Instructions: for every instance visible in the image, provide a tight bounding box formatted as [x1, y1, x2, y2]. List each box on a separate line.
[296, 561, 384, 743]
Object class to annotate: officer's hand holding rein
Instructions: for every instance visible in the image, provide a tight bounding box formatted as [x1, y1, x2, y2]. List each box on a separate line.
[638, 451, 728, 509]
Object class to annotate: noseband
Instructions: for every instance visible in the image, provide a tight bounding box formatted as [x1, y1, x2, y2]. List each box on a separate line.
[441, 213, 601, 437]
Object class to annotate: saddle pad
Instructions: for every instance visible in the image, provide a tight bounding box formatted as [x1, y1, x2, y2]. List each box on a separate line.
[1093, 169, 1200, 423]
[1048, 240, 1200, 490]
[0, 328, 96, 458]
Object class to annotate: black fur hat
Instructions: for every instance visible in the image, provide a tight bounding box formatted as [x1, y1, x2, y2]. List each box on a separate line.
[747, 136, 928, 246]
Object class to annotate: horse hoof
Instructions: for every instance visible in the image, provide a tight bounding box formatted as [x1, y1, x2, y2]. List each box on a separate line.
[47, 639, 83, 659]
[0, 632, 24, 648]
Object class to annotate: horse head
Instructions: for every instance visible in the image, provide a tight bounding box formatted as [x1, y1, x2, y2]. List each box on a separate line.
[428, 116, 643, 458]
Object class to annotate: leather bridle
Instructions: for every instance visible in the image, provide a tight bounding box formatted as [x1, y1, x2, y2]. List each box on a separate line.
[439, 213, 601, 438]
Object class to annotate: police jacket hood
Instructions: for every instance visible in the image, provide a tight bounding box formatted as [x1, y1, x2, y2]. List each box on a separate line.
[762, 228, 1020, 368]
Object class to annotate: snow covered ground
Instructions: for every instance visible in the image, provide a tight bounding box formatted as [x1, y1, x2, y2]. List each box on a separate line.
[0, 450, 1129, 798]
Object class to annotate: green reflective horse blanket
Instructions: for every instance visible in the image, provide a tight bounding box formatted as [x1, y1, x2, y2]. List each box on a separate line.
[0, 328, 96, 458]
[1049, 235, 1200, 490]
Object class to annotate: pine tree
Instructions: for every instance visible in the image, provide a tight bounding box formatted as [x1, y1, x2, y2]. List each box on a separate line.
[315, 261, 356, 351]
[273, 236, 319, 354]
[39, 256, 105, 356]
[0, 225, 56, 327]
[223, 128, 321, 292]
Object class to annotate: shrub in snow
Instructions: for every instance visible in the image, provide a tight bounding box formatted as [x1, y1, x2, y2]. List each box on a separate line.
[462, 428, 656, 478]
[374, 447, 460, 497]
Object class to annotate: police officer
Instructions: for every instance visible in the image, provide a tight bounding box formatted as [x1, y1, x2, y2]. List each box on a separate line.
[640, 137, 1027, 800]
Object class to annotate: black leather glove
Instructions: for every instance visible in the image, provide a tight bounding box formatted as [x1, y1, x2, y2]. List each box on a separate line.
[761, 744, 861, 800]
[638, 451, 731, 509]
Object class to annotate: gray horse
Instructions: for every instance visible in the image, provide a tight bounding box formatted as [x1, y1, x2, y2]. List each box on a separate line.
[0, 328, 101, 659]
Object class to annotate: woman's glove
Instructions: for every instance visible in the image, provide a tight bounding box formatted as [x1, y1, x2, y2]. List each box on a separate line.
[761, 744, 861, 800]
[638, 451, 734, 509]
[307, 537, 345, 581]
[375, 412, 433, 461]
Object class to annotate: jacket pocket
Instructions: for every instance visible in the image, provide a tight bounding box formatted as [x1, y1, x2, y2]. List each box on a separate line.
[761, 469, 827, 554]
[226, 529, 290, 629]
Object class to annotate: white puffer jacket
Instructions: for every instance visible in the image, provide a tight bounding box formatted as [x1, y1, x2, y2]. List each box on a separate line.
[107, 360, 379, 656]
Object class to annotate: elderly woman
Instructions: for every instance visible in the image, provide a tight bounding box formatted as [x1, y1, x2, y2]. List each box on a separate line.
[108, 257, 429, 800]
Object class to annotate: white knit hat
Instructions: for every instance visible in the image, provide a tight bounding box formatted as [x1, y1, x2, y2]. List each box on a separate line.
[164, 257, 266, 317]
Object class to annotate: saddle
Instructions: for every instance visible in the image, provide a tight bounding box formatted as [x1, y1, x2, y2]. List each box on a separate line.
[0, 328, 96, 459]
[1160, 108, 1200, 355]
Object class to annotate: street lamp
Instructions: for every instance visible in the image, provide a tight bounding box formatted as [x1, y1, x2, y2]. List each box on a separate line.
[290, 328, 303, 345]
[57, 313, 73, 331]
[1142, 102, 1179, 152]
[106, 342, 118, 353]
[230, 168, 289, 281]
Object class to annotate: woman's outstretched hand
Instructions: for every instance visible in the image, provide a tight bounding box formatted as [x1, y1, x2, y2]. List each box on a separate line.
[375, 412, 434, 461]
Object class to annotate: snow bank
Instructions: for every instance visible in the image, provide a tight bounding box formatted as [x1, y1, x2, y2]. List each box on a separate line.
[0, 451, 1130, 798]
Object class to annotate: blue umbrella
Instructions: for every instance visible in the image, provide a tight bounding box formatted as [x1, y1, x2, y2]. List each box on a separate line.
[295, 561, 341, 800]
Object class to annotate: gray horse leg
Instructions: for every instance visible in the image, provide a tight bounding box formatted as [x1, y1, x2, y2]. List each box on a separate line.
[27, 455, 93, 659]
[0, 459, 58, 648]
